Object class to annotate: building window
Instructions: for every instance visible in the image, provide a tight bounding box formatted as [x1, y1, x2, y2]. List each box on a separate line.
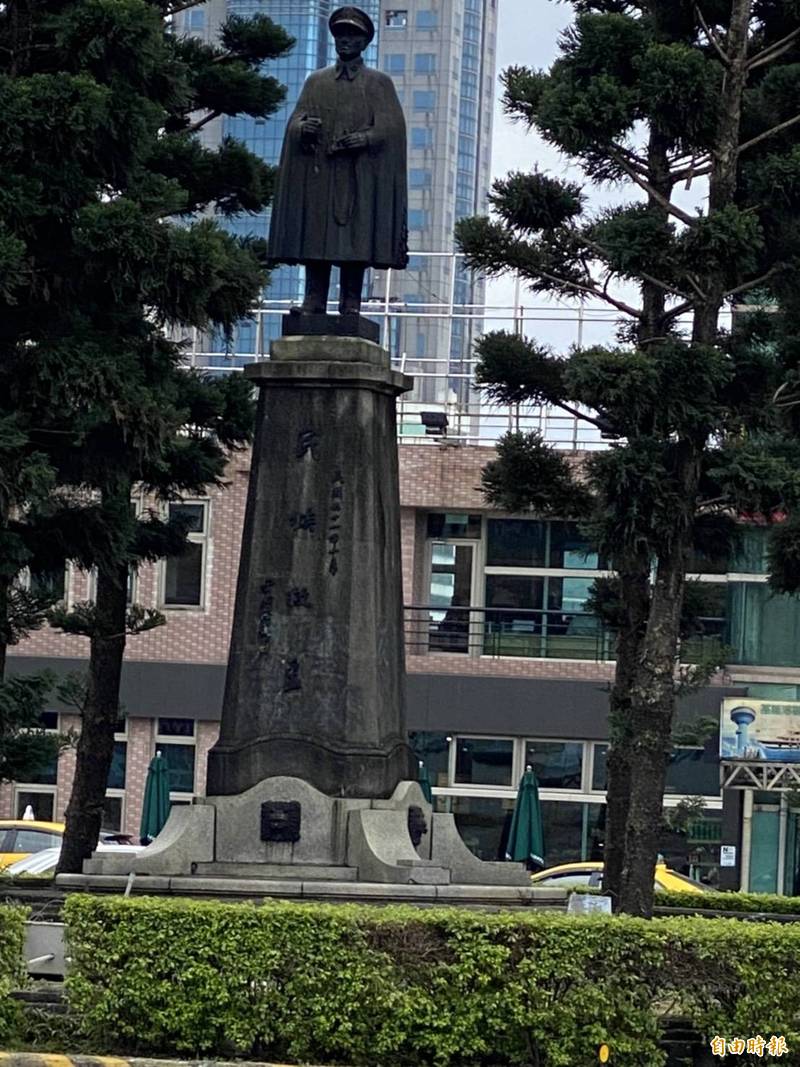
[408, 208, 430, 230]
[409, 731, 450, 788]
[416, 10, 439, 28]
[14, 710, 60, 820]
[102, 795, 124, 832]
[413, 90, 436, 111]
[87, 566, 137, 605]
[414, 53, 437, 74]
[23, 568, 67, 603]
[385, 9, 408, 27]
[426, 513, 481, 539]
[383, 53, 406, 74]
[591, 743, 719, 798]
[487, 519, 547, 568]
[591, 743, 608, 791]
[162, 501, 208, 608]
[107, 740, 127, 792]
[411, 127, 433, 150]
[14, 790, 56, 822]
[104, 718, 127, 830]
[454, 736, 514, 787]
[187, 8, 204, 30]
[452, 795, 514, 861]
[525, 740, 584, 790]
[409, 168, 432, 188]
[486, 519, 604, 569]
[156, 717, 196, 796]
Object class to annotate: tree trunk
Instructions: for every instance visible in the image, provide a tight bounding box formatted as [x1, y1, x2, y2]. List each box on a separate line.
[602, 552, 650, 907]
[603, 115, 673, 906]
[0, 571, 9, 683]
[619, 446, 699, 916]
[56, 554, 128, 874]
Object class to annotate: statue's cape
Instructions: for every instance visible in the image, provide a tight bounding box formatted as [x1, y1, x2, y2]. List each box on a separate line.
[268, 64, 408, 269]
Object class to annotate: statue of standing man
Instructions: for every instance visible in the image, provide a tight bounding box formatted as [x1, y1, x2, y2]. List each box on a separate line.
[267, 6, 408, 319]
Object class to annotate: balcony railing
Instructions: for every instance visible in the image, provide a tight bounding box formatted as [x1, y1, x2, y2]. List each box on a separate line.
[403, 605, 726, 664]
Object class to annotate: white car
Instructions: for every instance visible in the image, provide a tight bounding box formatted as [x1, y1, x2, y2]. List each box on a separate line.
[3, 842, 143, 876]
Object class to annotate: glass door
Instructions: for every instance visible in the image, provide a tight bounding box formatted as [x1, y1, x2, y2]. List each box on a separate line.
[428, 542, 474, 653]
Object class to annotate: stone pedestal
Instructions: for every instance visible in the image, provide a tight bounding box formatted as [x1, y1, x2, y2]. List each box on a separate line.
[206, 335, 415, 799]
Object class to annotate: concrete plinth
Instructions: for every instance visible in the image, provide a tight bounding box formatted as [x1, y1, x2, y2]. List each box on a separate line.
[206, 335, 415, 800]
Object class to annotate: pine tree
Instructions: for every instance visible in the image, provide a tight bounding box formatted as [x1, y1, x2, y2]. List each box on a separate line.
[457, 0, 800, 915]
[0, 0, 292, 869]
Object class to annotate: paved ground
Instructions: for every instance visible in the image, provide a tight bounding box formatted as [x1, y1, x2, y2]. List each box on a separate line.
[0, 1055, 321, 1067]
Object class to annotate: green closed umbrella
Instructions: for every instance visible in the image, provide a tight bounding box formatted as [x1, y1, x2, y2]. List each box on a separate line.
[140, 751, 171, 844]
[417, 760, 433, 804]
[505, 765, 545, 866]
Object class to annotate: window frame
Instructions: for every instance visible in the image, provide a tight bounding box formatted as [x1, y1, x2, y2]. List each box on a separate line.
[524, 737, 587, 793]
[14, 710, 60, 806]
[452, 734, 516, 790]
[155, 717, 197, 801]
[159, 499, 210, 611]
[13, 786, 57, 823]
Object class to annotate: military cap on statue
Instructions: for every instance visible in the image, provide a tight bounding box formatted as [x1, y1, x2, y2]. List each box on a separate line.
[329, 6, 375, 44]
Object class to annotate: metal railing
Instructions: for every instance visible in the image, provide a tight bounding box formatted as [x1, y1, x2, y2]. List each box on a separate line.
[403, 604, 726, 664]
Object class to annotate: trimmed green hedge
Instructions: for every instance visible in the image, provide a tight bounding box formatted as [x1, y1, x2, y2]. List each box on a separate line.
[64, 895, 800, 1066]
[658, 888, 800, 914]
[0, 905, 27, 1041]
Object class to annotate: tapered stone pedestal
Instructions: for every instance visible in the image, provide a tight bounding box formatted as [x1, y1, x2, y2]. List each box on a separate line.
[205, 335, 416, 799]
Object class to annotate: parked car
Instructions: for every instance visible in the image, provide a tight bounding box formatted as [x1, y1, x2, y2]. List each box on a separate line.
[530, 861, 709, 894]
[2, 842, 144, 877]
[0, 820, 64, 869]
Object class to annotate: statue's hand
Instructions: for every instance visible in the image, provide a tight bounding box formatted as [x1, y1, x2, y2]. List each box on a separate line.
[300, 116, 322, 143]
[335, 131, 369, 151]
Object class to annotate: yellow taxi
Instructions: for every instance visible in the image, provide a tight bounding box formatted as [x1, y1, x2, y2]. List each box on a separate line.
[0, 820, 65, 869]
[530, 860, 708, 894]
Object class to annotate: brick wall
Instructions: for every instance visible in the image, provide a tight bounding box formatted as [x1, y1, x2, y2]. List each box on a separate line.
[10, 439, 679, 698]
[14, 443, 505, 671]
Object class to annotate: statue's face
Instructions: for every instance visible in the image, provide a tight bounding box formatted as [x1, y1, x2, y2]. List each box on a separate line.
[334, 29, 368, 62]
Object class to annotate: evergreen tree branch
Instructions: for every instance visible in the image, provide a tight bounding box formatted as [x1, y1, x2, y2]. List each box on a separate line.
[582, 237, 691, 300]
[671, 160, 712, 182]
[747, 27, 800, 70]
[607, 147, 697, 227]
[723, 265, 782, 299]
[187, 110, 221, 134]
[663, 299, 696, 323]
[694, 5, 731, 66]
[553, 401, 613, 432]
[738, 113, 800, 155]
[612, 144, 650, 177]
[685, 274, 709, 302]
[535, 269, 642, 317]
[165, 0, 204, 14]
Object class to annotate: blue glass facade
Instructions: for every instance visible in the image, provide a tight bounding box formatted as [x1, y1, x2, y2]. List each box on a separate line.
[190, 0, 380, 366]
[449, 0, 490, 402]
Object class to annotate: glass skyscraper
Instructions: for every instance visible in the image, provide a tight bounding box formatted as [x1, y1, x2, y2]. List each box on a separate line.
[373, 1, 498, 404]
[177, 0, 498, 396]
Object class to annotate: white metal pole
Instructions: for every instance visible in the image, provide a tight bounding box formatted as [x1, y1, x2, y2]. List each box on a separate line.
[778, 793, 788, 895]
[383, 268, 392, 350]
[740, 789, 753, 892]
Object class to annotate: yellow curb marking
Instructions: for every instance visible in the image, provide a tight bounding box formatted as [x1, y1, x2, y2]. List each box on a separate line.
[41, 1056, 75, 1067]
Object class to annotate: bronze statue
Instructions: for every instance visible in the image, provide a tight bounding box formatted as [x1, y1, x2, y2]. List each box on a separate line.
[267, 6, 408, 319]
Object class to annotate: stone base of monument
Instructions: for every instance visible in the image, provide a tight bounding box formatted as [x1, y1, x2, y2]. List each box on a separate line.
[79, 776, 530, 888]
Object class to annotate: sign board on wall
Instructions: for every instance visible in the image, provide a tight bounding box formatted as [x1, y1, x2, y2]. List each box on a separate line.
[720, 698, 800, 763]
[720, 845, 737, 868]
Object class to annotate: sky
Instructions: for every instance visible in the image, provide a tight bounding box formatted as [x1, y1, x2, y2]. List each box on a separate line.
[484, 0, 593, 350]
[484, 0, 711, 352]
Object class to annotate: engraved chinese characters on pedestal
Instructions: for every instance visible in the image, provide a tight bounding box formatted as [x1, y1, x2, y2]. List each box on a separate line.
[207, 334, 415, 800]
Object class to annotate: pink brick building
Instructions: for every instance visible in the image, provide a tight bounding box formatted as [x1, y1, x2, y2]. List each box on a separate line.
[3, 442, 739, 879]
